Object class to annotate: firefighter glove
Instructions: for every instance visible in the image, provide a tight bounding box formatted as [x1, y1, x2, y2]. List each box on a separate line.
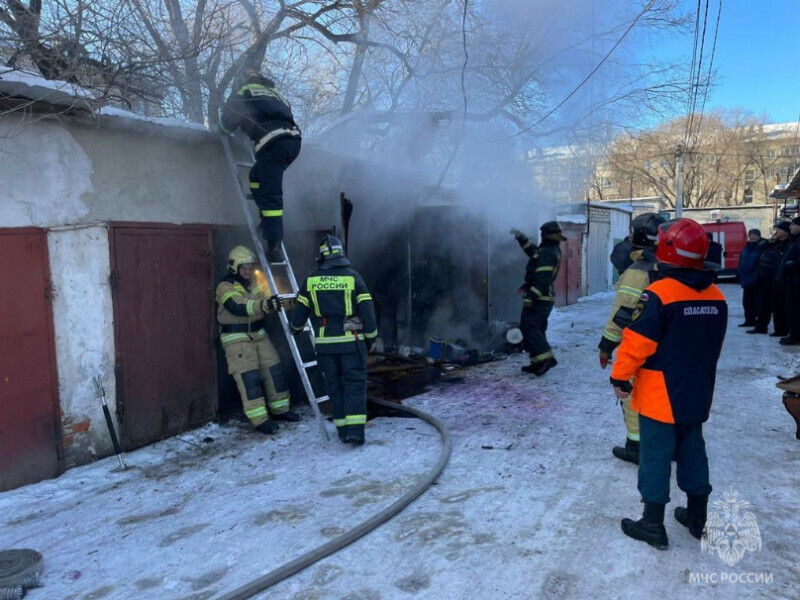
[262, 295, 282, 313]
[509, 228, 524, 239]
[599, 351, 610, 369]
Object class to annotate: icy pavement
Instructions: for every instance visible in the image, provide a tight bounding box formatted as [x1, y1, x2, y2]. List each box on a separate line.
[1, 284, 799, 600]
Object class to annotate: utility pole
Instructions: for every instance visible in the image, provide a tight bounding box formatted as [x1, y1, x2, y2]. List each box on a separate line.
[675, 145, 685, 218]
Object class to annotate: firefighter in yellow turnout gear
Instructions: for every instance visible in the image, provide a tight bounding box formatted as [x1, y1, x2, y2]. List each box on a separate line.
[216, 246, 300, 434]
[598, 213, 665, 464]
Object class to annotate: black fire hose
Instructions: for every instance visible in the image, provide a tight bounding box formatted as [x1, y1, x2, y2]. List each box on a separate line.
[215, 398, 451, 600]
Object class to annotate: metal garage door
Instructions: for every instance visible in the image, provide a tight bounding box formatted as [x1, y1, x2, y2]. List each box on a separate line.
[0, 228, 62, 491]
[110, 224, 216, 450]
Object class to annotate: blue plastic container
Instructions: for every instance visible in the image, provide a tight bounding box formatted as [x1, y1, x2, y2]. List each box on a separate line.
[429, 337, 446, 359]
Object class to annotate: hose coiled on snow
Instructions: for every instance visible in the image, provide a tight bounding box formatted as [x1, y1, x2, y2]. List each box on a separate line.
[215, 398, 451, 600]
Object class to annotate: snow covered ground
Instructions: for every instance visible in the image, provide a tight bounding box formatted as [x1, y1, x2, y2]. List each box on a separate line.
[2, 284, 799, 600]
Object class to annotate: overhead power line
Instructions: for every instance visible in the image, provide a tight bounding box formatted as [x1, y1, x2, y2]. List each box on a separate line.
[505, 0, 656, 140]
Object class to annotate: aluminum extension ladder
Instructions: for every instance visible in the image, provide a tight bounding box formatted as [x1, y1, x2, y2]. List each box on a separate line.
[221, 134, 330, 441]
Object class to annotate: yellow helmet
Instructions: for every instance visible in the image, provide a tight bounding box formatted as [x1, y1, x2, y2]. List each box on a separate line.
[227, 246, 257, 274]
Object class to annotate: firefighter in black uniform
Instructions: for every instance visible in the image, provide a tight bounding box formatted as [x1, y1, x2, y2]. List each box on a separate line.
[511, 221, 565, 377]
[220, 69, 302, 262]
[290, 235, 378, 445]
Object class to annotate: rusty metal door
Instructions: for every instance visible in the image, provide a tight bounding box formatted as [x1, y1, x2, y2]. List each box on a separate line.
[554, 226, 583, 307]
[110, 225, 216, 450]
[0, 228, 62, 491]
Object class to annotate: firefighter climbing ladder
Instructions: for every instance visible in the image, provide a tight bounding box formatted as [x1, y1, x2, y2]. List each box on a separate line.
[221, 134, 331, 442]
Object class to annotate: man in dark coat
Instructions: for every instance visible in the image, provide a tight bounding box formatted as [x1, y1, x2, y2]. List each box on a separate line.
[736, 229, 766, 327]
[777, 218, 800, 345]
[749, 222, 791, 335]
[705, 233, 723, 268]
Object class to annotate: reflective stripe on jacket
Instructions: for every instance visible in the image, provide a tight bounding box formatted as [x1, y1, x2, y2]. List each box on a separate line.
[600, 249, 656, 350]
[216, 274, 271, 345]
[520, 239, 562, 303]
[289, 266, 378, 354]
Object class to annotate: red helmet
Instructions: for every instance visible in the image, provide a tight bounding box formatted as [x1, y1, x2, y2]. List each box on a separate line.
[655, 218, 709, 269]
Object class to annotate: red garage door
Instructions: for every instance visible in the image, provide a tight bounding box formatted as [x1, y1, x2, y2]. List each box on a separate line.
[0, 228, 61, 491]
[110, 225, 216, 450]
[554, 224, 583, 307]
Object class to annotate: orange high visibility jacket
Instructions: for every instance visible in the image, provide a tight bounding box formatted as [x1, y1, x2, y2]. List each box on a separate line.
[610, 268, 728, 424]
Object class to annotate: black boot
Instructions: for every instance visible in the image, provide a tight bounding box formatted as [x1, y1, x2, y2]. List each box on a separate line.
[779, 336, 800, 346]
[521, 363, 537, 373]
[612, 439, 639, 464]
[272, 410, 301, 422]
[533, 356, 558, 376]
[674, 494, 708, 539]
[255, 421, 279, 435]
[266, 243, 284, 264]
[738, 322, 755, 327]
[621, 502, 668, 550]
[342, 425, 365, 446]
[770, 331, 788, 337]
[746, 328, 767, 334]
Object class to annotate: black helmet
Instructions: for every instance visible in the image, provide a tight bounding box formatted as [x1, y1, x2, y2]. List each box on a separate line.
[540, 220, 566, 241]
[317, 234, 350, 268]
[630, 213, 666, 248]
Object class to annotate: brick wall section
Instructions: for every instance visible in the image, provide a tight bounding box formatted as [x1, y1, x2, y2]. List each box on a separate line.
[61, 416, 94, 467]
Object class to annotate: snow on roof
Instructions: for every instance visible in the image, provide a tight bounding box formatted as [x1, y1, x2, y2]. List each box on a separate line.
[0, 67, 211, 138]
[761, 122, 800, 139]
[0, 66, 94, 108]
[770, 166, 800, 199]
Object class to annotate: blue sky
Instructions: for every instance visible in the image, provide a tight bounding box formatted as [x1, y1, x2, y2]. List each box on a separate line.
[644, 0, 800, 124]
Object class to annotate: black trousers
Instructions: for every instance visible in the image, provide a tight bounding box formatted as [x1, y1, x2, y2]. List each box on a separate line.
[755, 278, 775, 331]
[318, 345, 368, 439]
[249, 136, 302, 246]
[520, 300, 554, 363]
[786, 280, 800, 341]
[774, 283, 789, 335]
[638, 415, 712, 505]
[742, 285, 757, 325]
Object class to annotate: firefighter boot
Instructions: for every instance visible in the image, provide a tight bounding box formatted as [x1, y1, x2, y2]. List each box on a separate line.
[612, 439, 640, 465]
[255, 421, 279, 435]
[343, 425, 365, 446]
[272, 410, 301, 422]
[621, 502, 668, 550]
[533, 356, 558, 376]
[266, 242, 284, 264]
[674, 494, 708, 540]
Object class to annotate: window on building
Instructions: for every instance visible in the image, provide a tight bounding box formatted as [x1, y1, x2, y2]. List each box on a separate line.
[782, 146, 792, 156]
[643, 160, 651, 172]
[766, 149, 777, 159]
[660, 158, 669, 168]
[744, 188, 754, 204]
[601, 177, 612, 188]
[793, 145, 800, 155]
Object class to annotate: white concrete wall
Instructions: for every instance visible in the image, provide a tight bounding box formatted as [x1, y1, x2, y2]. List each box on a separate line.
[0, 114, 246, 228]
[47, 226, 117, 467]
[0, 119, 94, 227]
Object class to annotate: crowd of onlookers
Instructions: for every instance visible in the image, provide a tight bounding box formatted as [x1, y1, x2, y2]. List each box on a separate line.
[737, 217, 800, 345]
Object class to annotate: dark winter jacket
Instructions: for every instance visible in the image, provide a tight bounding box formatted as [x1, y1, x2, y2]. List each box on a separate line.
[778, 236, 800, 283]
[219, 75, 301, 151]
[611, 238, 635, 275]
[737, 239, 766, 288]
[611, 267, 727, 424]
[290, 265, 378, 354]
[706, 240, 723, 267]
[756, 239, 790, 283]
